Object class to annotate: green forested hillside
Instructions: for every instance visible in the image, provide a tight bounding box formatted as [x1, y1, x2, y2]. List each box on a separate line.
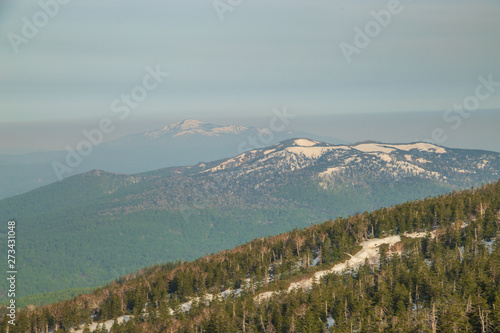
[1, 140, 500, 303]
[2, 180, 499, 332]
[12, 288, 95, 309]
[0, 173, 451, 301]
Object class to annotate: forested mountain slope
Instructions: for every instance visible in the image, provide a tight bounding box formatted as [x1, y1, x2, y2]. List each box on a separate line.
[1, 179, 499, 332]
[1, 139, 500, 301]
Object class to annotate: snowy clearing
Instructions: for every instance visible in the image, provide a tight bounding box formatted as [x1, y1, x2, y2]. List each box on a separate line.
[256, 231, 434, 302]
[71, 315, 130, 333]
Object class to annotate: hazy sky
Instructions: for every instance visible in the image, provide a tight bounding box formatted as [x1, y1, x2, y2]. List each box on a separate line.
[1, 0, 499, 151]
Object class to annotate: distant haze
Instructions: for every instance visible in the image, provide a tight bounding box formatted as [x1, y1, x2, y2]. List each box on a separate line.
[1, 1, 499, 121]
[1, 1, 499, 153]
[0, 110, 499, 154]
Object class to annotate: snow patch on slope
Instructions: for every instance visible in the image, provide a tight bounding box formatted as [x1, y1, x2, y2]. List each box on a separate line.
[353, 143, 395, 154]
[293, 139, 319, 147]
[264, 149, 276, 155]
[319, 167, 345, 178]
[203, 152, 251, 173]
[377, 153, 393, 163]
[354, 142, 446, 154]
[71, 316, 131, 333]
[387, 143, 447, 154]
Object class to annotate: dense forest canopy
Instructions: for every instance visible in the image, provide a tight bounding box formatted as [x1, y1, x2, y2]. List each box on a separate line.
[2, 180, 499, 332]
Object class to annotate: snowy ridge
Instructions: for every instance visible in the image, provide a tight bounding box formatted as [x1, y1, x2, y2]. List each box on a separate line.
[202, 150, 259, 173]
[386, 143, 447, 154]
[201, 140, 352, 176]
[352, 142, 447, 154]
[197, 139, 474, 186]
[292, 138, 320, 146]
[353, 143, 396, 153]
[144, 119, 248, 138]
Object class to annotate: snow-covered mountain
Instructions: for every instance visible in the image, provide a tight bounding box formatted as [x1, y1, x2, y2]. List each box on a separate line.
[3, 138, 500, 300]
[100, 137, 500, 216]
[192, 138, 500, 194]
[72, 119, 347, 176]
[0, 120, 345, 200]
[144, 119, 250, 138]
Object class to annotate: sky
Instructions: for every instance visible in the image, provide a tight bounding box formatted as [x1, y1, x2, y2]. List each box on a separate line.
[0, 0, 499, 152]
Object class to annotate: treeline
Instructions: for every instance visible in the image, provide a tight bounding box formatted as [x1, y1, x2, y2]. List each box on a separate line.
[1, 180, 499, 332]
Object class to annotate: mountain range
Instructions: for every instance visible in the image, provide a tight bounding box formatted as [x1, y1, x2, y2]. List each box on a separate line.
[0, 119, 345, 200]
[1, 137, 500, 302]
[3, 172, 499, 332]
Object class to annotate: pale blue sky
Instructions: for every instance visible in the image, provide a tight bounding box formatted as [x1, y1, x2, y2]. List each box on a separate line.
[0, 0, 499, 151]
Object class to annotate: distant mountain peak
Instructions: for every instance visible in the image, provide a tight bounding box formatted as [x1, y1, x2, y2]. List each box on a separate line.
[162, 118, 208, 132]
[144, 119, 249, 138]
[177, 118, 206, 129]
[291, 138, 321, 147]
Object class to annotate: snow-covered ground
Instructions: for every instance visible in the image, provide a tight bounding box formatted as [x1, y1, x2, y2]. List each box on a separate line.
[483, 238, 497, 253]
[353, 142, 446, 154]
[256, 231, 433, 302]
[386, 143, 446, 154]
[71, 315, 130, 333]
[174, 287, 243, 313]
[293, 139, 320, 147]
[353, 143, 396, 154]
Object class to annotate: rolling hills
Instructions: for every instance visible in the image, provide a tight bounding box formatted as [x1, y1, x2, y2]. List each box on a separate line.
[1, 138, 500, 301]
